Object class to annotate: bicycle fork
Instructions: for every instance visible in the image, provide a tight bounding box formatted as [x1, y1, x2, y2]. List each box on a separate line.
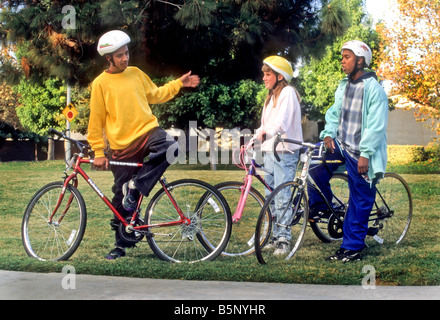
[232, 175, 253, 223]
[274, 186, 305, 229]
[48, 175, 79, 225]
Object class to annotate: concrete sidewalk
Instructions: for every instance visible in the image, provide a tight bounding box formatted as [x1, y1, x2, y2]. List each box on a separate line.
[0, 270, 439, 300]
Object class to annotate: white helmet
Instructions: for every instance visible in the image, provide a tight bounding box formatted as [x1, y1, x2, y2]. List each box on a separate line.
[341, 40, 372, 67]
[97, 30, 131, 56]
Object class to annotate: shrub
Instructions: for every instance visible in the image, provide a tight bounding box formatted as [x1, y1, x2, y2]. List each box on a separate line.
[151, 77, 266, 130]
[425, 142, 440, 163]
[387, 145, 427, 164]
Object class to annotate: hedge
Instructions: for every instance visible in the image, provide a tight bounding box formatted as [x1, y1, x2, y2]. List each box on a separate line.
[387, 143, 440, 164]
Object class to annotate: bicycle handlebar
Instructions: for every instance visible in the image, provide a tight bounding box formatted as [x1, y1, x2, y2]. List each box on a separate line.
[49, 128, 89, 153]
[273, 135, 318, 162]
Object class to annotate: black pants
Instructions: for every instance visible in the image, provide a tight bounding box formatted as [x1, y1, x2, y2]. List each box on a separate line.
[110, 127, 178, 248]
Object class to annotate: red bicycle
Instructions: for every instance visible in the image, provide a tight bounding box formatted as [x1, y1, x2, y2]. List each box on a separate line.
[21, 129, 232, 263]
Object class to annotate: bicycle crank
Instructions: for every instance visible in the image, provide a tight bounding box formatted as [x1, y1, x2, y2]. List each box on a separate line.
[327, 214, 344, 239]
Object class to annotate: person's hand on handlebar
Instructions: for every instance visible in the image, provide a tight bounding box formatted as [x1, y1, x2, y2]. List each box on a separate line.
[94, 156, 109, 169]
[323, 136, 335, 153]
[247, 134, 261, 150]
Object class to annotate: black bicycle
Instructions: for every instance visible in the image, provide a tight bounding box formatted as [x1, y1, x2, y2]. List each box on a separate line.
[254, 135, 413, 264]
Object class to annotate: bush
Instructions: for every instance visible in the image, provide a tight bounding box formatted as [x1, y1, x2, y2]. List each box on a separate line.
[151, 77, 266, 130]
[425, 142, 440, 163]
[386, 143, 440, 174]
[387, 145, 427, 164]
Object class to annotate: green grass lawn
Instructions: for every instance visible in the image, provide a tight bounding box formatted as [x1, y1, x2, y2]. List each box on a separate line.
[0, 160, 439, 286]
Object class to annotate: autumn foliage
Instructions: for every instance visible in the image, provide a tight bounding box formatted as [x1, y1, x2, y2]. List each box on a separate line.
[377, 0, 440, 137]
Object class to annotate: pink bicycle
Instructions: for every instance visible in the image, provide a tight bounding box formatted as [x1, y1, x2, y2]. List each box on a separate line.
[21, 129, 232, 263]
[215, 143, 272, 256]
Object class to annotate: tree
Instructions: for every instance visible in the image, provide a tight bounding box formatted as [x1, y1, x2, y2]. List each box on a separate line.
[0, 1, 104, 86]
[1, 0, 351, 134]
[0, 41, 40, 141]
[1, 0, 350, 85]
[377, 0, 440, 137]
[13, 77, 68, 135]
[297, 0, 383, 120]
[0, 43, 22, 131]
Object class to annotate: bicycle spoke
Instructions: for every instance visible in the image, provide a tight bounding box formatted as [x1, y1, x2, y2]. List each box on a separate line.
[22, 182, 86, 261]
[367, 173, 412, 245]
[145, 180, 231, 262]
[215, 182, 266, 256]
[255, 181, 308, 264]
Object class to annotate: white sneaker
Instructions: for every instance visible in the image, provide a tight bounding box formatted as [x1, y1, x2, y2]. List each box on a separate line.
[263, 237, 278, 251]
[273, 237, 290, 256]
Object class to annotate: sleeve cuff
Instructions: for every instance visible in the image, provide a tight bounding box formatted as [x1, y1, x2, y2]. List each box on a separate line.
[94, 150, 106, 158]
[360, 152, 370, 159]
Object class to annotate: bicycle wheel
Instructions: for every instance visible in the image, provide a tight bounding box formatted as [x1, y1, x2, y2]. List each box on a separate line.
[22, 181, 87, 261]
[255, 181, 308, 264]
[215, 181, 269, 256]
[145, 179, 232, 263]
[368, 173, 412, 245]
[310, 173, 349, 243]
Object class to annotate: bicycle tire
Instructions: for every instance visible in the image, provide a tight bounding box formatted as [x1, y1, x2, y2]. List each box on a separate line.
[255, 181, 308, 264]
[368, 172, 412, 245]
[215, 181, 270, 256]
[309, 173, 349, 243]
[22, 181, 87, 261]
[145, 179, 232, 263]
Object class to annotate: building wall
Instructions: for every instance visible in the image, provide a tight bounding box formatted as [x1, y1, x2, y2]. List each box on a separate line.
[387, 108, 437, 145]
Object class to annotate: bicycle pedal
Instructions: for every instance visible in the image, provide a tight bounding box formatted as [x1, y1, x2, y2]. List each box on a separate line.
[109, 219, 119, 230]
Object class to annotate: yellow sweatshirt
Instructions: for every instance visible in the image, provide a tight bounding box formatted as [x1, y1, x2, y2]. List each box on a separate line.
[87, 67, 183, 157]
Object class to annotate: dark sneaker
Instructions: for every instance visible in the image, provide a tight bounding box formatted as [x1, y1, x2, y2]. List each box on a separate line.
[122, 180, 140, 212]
[326, 248, 362, 262]
[105, 247, 126, 260]
[308, 208, 331, 221]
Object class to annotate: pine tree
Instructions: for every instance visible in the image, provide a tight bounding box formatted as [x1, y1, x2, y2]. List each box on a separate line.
[0, 0, 351, 139]
[1, 0, 350, 85]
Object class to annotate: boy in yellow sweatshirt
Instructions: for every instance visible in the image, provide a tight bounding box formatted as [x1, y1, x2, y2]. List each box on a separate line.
[88, 30, 200, 259]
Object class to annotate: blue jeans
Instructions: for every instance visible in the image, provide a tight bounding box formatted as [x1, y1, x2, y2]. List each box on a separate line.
[264, 151, 299, 240]
[307, 142, 376, 251]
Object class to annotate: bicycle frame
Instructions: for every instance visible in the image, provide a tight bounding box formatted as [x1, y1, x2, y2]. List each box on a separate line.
[231, 146, 272, 223]
[277, 136, 392, 228]
[50, 152, 191, 233]
[276, 137, 346, 221]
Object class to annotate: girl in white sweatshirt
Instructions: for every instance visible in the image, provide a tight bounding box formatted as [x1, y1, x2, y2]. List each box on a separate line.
[253, 56, 303, 256]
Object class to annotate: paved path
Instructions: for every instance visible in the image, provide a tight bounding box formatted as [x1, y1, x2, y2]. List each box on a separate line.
[0, 270, 439, 300]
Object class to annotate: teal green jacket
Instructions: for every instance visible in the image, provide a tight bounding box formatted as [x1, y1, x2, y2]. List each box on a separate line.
[320, 73, 389, 180]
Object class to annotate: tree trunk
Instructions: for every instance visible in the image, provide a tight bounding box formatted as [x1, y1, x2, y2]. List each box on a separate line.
[47, 139, 55, 160]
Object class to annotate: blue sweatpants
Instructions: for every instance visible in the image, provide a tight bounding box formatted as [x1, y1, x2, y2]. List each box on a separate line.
[307, 142, 376, 251]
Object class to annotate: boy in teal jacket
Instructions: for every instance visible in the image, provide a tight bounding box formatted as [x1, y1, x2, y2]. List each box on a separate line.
[308, 40, 388, 262]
